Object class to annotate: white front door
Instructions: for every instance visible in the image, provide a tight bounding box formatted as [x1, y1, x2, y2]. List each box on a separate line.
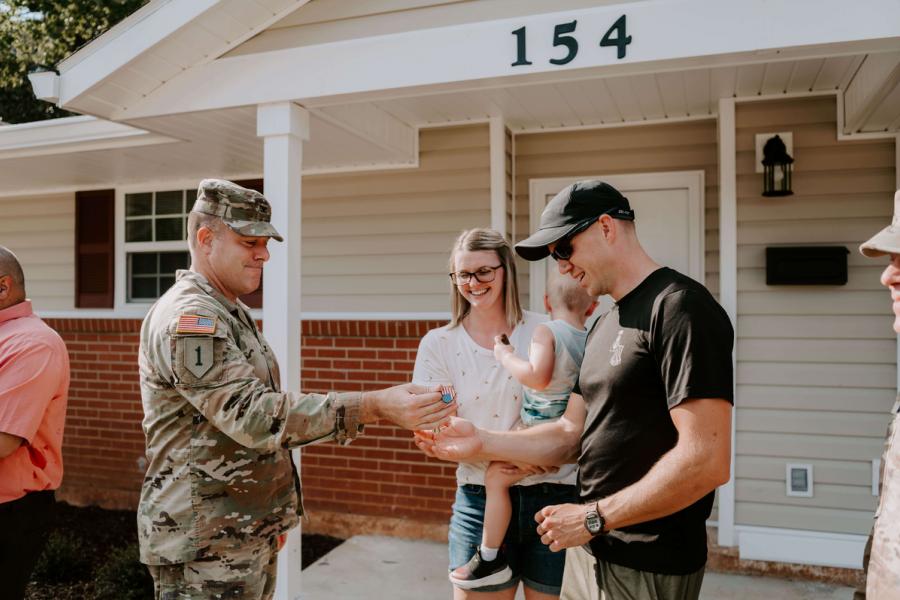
[527, 171, 705, 314]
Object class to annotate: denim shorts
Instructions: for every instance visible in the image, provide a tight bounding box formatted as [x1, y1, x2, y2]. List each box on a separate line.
[448, 482, 577, 594]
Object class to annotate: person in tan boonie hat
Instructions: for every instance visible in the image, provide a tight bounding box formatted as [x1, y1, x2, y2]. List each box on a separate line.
[857, 189, 900, 599]
[860, 190, 900, 257]
[192, 179, 283, 241]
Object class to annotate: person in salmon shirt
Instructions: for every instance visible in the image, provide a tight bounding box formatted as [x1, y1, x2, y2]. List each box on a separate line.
[0, 245, 70, 600]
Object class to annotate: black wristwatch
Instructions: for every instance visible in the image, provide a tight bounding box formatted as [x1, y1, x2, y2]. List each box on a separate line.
[584, 502, 606, 536]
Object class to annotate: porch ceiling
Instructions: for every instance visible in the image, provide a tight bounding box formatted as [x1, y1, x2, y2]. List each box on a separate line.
[317, 54, 898, 133]
[4, 53, 898, 196]
[0, 106, 415, 196]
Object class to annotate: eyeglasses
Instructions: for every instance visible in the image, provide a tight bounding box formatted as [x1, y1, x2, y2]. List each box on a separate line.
[449, 265, 503, 285]
[550, 218, 599, 261]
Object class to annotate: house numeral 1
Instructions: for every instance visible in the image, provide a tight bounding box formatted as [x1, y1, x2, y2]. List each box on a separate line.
[511, 15, 632, 67]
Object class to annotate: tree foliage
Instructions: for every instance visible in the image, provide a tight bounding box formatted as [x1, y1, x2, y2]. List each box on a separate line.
[0, 0, 146, 124]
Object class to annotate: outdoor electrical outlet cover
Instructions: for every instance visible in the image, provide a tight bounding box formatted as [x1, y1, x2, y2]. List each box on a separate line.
[755, 132, 794, 173]
[786, 463, 813, 497]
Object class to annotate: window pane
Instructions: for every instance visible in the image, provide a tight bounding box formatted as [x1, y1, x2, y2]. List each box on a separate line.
[131, 277, 157, 300]
[159, 277, 176, 294]
[159, 251, 189, 273]
[126, 219, 152, 242]
[185, 190, 195, 211]
[156, 217, 183, 241]
[131, 253, 157, 275]
[156, 190, 184, 215]
[125, 193, 152, 217]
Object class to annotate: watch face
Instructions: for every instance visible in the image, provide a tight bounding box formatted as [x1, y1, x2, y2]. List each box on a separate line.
[585, 510, 602, 535]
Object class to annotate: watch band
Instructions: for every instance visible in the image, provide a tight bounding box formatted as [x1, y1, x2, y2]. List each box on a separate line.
[585, 502, 606, 536]
[595, 501, 607, 534]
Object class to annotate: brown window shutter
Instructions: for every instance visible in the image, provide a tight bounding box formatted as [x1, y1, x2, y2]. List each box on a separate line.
[75, 189, 115, 308]
[233, 179, 264, 309]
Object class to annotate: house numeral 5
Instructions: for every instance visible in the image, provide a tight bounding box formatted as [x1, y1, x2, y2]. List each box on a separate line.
[511, 15, 631, 67]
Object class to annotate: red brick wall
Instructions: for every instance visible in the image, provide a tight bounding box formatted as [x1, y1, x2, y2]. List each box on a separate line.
[300, 320, 456, 523]
[47, 318, 145, 508]
[46, 318, 457, 524]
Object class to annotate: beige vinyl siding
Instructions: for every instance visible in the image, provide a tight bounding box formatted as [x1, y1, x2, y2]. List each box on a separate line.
[514, 119, 720, 299]
[229, 0, 640, 57]
[734, 96, 896, 535]
[300, 123, 490, 312]
[0, 193, 75, 311]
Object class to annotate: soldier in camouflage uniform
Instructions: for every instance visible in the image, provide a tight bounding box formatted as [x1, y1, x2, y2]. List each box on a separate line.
[857, 189, 900, 599]
[138, 179, 457, 599]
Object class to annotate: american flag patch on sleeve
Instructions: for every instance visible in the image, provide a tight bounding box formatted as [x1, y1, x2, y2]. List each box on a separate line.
[176, 314, 217, 334]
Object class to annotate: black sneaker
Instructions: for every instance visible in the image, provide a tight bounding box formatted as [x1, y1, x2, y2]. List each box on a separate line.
[449, 547, 513, 589]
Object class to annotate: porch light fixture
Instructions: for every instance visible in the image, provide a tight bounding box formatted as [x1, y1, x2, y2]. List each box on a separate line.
[761, 134, 794, 197]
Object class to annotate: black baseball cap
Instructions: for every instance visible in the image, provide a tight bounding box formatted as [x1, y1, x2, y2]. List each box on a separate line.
[515, 180, 634, 261]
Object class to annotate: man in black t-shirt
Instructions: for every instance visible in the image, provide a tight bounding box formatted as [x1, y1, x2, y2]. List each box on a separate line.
[415, 180, 734, 600]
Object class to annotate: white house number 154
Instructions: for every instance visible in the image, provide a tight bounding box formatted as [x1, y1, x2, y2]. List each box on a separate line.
[511, 15, 631, 67]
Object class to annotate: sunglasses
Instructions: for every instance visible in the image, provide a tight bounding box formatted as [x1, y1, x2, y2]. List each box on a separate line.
[550, 217, 599, 261]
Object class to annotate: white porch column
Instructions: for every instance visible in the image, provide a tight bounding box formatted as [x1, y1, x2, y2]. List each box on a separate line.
[257, 101, 309, 600]
[489, 116, 508, 237]
[717, 98, 738, 548]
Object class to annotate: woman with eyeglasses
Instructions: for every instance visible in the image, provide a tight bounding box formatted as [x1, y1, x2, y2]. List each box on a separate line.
[413, 228, 576, 600]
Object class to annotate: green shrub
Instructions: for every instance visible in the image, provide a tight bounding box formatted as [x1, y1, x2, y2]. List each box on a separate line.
[93, 544, 154, 600]
[31, 531, 92, 583]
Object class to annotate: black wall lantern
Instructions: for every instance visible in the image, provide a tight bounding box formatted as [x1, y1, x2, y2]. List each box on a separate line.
[761, 134, 794, 197]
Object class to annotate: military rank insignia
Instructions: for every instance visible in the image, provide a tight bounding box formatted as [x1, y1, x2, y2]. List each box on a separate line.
[176, 314, 217, 334]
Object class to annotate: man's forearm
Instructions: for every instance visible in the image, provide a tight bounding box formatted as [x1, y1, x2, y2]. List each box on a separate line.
[478, 416, 581, 467]
[599, 452, 719, 530]
[598, 399, 732, 530]
[360, 389, 381, 424]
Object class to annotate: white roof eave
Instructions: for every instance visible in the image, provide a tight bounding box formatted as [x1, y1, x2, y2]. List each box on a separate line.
[40, 0, 310, 117]
[73, 0, 900, 123]
[53, 0, 220, 107]
[0, 115, 177, 160]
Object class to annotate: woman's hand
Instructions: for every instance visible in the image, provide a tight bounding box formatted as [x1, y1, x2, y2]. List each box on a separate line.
[493, 334, 515, 363]
[413, 416, 483, 461]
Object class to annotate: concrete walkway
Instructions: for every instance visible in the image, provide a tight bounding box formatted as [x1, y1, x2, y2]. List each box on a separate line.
[300, 536, 856, 599]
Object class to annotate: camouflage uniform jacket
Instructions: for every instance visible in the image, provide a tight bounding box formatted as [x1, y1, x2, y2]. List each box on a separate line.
[866, 397, 900, 598]
[138, 269, 363, 565]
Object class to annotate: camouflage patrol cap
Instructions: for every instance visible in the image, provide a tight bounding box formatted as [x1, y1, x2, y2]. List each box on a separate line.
[192, 179, 283, 242]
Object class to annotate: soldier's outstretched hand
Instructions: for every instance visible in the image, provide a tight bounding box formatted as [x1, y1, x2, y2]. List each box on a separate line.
[364, 384, 456, 430]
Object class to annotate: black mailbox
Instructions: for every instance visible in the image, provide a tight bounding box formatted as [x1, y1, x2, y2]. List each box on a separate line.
[765, 246, 849, 286]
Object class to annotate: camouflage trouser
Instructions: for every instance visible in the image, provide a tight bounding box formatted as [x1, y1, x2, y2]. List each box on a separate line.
[147, 537, 279, 600]
[862, 401, 900, 599]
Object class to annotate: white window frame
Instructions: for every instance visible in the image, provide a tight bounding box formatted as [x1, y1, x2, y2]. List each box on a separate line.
[115, 180, 197, 314]
[108, 179, 454, 321]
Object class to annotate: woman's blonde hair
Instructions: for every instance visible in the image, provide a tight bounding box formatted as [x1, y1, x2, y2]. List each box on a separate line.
[448, 228, 523, 330]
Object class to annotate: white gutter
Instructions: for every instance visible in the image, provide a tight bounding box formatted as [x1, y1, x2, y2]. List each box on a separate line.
[0, 115, 177, 160]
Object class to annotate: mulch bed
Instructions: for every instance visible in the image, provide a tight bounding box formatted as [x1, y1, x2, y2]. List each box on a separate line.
[26, 502, 344, 600]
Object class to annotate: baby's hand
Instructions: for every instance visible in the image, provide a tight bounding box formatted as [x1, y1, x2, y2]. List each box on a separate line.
[493, 334, 514, 362]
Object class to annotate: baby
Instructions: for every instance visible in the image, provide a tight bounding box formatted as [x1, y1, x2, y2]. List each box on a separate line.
[449, 272, 597, 589]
